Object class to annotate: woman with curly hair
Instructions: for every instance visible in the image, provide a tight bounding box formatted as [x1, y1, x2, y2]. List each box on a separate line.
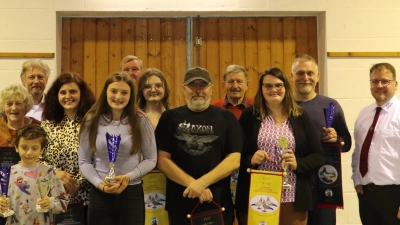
[0, 84, 40, 146]
[40, 72, 96, 224]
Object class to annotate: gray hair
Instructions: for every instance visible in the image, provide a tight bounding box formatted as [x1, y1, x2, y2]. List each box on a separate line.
[20, 59, 51, 81]
[120, 55, 143, 70]
[0, 84, 34, 113]
[291, 54, 319, 72]
[223, 64, 248, 81]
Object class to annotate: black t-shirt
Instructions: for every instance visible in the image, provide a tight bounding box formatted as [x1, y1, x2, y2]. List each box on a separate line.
[155, 105, 243, 212]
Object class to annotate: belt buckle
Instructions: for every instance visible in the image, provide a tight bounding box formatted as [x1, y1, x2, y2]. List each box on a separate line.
[366, 183, 374, 190]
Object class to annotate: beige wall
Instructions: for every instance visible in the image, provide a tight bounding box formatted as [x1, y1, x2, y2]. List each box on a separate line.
[2, 1, 400, 224]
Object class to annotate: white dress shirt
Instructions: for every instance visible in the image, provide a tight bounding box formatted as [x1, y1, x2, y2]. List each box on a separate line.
[352, 95, 400, 186]
[25, 93, 45, 121]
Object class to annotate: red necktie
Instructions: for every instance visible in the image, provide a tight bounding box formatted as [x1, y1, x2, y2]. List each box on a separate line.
[359, 107, 382, 177]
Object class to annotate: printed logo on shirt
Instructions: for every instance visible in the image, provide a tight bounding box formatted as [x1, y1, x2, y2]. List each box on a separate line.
[174, 121, 218, 156]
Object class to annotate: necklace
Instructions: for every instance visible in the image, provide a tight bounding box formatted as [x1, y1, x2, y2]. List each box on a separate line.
[113, 121, 121, 129]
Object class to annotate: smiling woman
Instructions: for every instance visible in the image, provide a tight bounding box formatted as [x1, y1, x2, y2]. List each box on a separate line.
[40, 72, 96, 224]
[0, 84, 40, 146]
[78, 72, 157, 225]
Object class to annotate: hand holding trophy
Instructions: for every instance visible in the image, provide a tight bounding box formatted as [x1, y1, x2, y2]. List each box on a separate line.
[278, 137, 291, 190]
[105, 132, 121, 183]
[0, 165, 14, 218]
[36, 172, 51, 213]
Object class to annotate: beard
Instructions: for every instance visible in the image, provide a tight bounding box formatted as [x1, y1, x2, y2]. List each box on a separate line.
[187, 97, 211, 112]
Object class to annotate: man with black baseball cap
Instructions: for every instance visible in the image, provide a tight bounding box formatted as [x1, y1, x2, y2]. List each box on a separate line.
[155, 67, 243, 225]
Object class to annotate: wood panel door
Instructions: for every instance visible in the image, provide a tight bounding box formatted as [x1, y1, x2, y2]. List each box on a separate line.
[62, 17, 187, 107]
[62, 16, 317, 107]
[192, 17, 318, 101]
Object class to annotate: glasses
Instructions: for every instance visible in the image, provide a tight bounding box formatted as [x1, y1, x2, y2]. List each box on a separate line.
[186, 82, 210, 91]
[370, 79, 393, 87]
[144, 83, 164, 91]
[262, 83, 285, 91]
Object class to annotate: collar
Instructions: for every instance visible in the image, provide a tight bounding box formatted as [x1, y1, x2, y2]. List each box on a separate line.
[223, 96, 250, 107]
[376, 95, 398, 112]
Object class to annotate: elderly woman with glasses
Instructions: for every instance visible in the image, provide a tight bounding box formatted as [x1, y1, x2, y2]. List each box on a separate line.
[235, 67, 324, 225]
[0, 84, 41, 146]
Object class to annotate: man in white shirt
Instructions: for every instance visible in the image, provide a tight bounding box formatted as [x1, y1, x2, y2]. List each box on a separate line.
[20, 59, 50, 121]
[351, 62, 400, 224]
[120, 55, 143, 80]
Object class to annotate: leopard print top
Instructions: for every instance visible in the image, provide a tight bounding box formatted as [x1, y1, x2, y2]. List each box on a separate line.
[40, 114, 90, 205]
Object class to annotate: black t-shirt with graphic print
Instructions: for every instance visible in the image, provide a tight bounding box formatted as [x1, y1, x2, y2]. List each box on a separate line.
[155, 105, 243, 213]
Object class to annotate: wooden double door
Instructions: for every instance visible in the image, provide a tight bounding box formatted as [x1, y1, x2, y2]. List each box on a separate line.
[62, 16, 317, 107]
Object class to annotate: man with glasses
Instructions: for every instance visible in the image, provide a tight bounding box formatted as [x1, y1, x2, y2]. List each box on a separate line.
[351, 63, 400, 225]
[211, 64, 253, 119]
[155, 67, 243, 225]
[291, 55, 351, 225]
[120, 55, 143, 80]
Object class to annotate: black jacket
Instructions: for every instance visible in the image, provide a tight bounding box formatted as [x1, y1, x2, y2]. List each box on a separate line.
[235, 106, 324, 212]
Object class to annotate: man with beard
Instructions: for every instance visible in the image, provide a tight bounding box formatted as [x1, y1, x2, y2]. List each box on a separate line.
[120, 55, 143, 81]
[352, 63, 400, 225]
[20, 59, 50, 121]
[155, 67, 243, 225]
[291, 55, 351, 225]
[211, 64, 253, 119]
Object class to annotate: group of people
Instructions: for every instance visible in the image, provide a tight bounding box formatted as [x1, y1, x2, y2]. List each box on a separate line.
[0, 54, 397, 225]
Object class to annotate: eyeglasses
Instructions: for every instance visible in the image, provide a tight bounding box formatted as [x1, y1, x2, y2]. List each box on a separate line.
[185, 82, 211, 91]
[262, 83, 285, 91]
[144, 83, 164, 91]
[370, 79, 393, 87]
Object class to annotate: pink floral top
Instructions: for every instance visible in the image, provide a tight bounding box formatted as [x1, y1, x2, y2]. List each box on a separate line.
[257, 115, 296, 203]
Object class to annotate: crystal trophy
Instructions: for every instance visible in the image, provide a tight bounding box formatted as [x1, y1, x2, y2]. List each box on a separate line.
[105, 132, 121, 183]
[36, 174, 51, 213]
[0, 165, 14, 217]
[278, 137, 291, 189]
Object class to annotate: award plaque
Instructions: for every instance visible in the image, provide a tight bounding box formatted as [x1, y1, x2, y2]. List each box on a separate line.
[36, 174, 51, 213]
[105, 132, 121, 183]
[0, 165, 14, 218]
[278, 137, 291, 189]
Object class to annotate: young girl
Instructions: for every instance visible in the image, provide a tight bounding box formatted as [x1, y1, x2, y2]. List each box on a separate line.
[0, 124, 69, 225]
[235, 68, 324, 225]
[136, 68, 171, 129]
[78, 72, 157, 225]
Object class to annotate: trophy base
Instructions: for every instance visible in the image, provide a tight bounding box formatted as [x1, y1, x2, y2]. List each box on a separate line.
[283, 184, 292, 190]
[36, 204, 49, 213]
[105, 176, 116, 183]
[0, 209, 14, 218]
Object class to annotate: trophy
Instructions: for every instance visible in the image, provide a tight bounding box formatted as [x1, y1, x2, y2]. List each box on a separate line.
[324, 103, 343, 145]
[36, 173, 51, 213]
[0, 165, 14, 217]
[105, 132, 121, 183]
[278, 137, 291, 189]
[324, 103, 335, 128]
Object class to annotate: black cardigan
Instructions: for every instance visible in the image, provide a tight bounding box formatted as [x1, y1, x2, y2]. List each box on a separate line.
[235, 106, 324, 213]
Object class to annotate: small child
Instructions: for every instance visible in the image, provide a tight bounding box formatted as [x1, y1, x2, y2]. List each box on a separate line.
[0, 124, 69, 225]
